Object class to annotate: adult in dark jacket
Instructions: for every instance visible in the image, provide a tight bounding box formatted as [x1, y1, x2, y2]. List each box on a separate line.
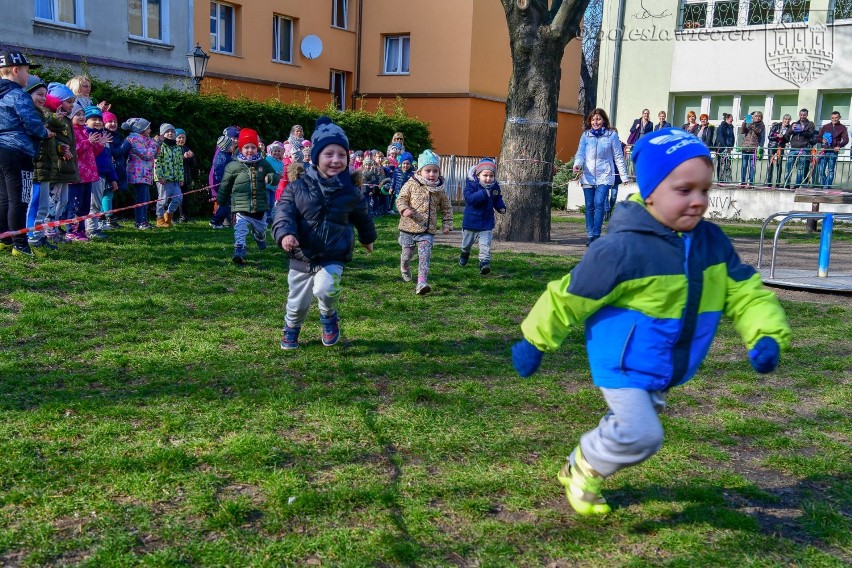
[816, 111, 849, 188]
[272, 116, 376, 351]
[783, 109, 815, 187]
[654, 111, 672, 131]
[696, 114, 716, 148]
[386, 151, 415, 214]
[714, 114, 735, 182]
[629, 109, 653, 143]
[766, 115, 792, 187]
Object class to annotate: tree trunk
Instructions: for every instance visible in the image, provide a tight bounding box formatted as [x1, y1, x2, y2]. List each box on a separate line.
[495, 0, 589, 243]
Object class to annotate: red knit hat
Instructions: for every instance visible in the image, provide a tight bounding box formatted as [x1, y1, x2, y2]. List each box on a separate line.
[238, 128, 260, 149]
[44, 93, 63, 112]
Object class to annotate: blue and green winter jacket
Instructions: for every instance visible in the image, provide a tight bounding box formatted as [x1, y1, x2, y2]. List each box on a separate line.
[521, 193, 791, 392]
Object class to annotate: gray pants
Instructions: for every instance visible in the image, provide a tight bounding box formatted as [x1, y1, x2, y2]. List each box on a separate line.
[28, 180, 53, 242]
[461, 229, 493, 262]
[85, 178, 104, 232]
[285, 264, 343, 328]
[576, 388, 666, 478]
[155, 181, 182, 217]
[233, 213, 267, 247]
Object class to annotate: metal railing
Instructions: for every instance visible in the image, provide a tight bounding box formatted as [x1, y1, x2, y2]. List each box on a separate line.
[624, 146, 852, 191]
[439, 155, 487, 202]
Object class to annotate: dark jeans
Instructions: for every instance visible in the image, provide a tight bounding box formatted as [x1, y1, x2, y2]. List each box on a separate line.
[740, 150, 756, 185]
[211, 204, 231, 226]
[765, 154, 783, 186]
[0, 149, 33, 248]
[131, 183, 150, 226]
[67, 181, 92, 233]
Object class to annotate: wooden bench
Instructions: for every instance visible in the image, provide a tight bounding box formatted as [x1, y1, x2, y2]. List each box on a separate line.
[793, 191, 852, 232]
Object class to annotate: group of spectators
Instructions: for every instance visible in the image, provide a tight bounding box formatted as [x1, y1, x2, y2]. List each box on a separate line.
[629, 108, 849, 189]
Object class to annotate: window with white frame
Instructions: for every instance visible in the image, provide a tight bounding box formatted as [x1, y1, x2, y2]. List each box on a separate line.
[384, 35, 410, 75]
[210, 1, 234, 54]
[819, 93, 852, 124]
[272, 15, 293, 63]
[831, 0, 852, 20]
[331, 71, 346, 111]
[332, 0, 348, 29]
[34, 0, 80, 26]
[678, 0, 810, 29]
[129, 0, 165, 42]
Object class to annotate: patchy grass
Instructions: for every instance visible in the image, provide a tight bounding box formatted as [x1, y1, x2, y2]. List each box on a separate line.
[0, 216, 849, 566]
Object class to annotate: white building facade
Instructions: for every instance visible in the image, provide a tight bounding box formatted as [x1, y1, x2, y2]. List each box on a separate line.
[598, 0, 852, 138]
[0, 0, 195, 90]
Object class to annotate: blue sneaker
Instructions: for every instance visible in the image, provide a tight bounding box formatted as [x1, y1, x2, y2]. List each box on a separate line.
[280, 325, 301, 350]
[320, 312, 340, 346]
[232, 245, 246, 264]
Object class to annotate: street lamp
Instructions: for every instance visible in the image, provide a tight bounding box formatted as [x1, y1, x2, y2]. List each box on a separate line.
[186, 43, 210, 93]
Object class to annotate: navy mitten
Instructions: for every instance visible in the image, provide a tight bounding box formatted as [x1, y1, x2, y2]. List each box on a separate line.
[512, 339, 544, 377]
[749, 336, 780, 374]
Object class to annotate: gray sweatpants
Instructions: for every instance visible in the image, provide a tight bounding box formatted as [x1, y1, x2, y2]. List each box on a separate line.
[85, 178, 104, 232]
[156, 181, 182, 216]
[233, 213, 267, 247]
[576, 388, 666, 478]
[285, 264, 343, 328]
[461, 229, 493, 262]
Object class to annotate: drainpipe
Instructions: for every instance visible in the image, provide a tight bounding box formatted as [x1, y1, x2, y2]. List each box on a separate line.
[609, 0, 626, 126]
[352, 0, 364, 110]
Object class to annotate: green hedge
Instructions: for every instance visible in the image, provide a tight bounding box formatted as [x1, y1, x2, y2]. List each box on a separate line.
[37, 68, 432, 217]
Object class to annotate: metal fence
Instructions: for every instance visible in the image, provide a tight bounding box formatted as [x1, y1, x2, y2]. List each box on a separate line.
[439, 155, 486, 202]
[623, 146, 852, 191]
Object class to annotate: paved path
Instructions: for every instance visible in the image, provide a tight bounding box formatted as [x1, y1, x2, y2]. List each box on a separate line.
[433, 214, 852, 304]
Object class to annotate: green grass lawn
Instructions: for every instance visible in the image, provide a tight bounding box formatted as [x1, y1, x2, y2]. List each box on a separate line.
[1, 216, 850, 567]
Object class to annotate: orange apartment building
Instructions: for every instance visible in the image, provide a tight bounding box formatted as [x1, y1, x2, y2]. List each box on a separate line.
[199, 0, 583, 160]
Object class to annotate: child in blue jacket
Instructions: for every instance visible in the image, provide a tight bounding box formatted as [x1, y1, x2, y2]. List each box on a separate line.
[512, 128, 791, 516]
[459, 158, 506, 275]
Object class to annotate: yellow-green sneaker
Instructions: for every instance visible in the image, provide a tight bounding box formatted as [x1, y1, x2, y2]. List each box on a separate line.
[557, 447, 611, 516]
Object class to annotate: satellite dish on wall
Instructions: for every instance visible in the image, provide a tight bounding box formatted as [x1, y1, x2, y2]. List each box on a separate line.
[300, 35, 323, 60]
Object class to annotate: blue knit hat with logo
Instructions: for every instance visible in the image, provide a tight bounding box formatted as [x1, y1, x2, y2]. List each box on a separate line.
[417, 149, 441, 171]
[631, 128, 711, 199]
[310, 116, 349, 164]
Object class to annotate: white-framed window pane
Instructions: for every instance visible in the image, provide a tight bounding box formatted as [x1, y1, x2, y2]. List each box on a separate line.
[273, 16, 292, 63]
[781, 0, 809, 22]
[746, 0, 774, 24]
[384, 37, 399, 73]
[210, 2, 217, 47]
[331, 71, 345, 111]
[400, 37, 410, 73]
[681, 1, 708, 28]
[333, 0, 348, 28]
[712, 0, 740, 26]
[709, 96, 735, 122]
[129, 0, 143, 35]
[740, 94, 765, 119]
[773, 94, 798, 121]
[35, 0, 54, 19]
[211, 2, 233, 53]
[673, 95, 702, 125]
[834, 0, 852, 20]
[147, 0, 162, 40]
[58, 0, 76, 24]
[820, 93, 852, 121]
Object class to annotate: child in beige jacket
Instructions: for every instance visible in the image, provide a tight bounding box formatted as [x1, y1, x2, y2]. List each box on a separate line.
[396, 149, 453, 295]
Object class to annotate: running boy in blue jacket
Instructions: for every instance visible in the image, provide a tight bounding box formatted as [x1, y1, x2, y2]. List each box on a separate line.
[512, 128, 791, 516]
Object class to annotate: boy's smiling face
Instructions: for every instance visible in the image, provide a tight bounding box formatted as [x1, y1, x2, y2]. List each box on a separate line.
[644, 157, 712, 232]
[316, 143, 348, 178]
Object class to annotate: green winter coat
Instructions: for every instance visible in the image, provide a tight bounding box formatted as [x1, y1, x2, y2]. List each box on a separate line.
[154, 141, 183, 183]
[217, 158, 278, 214]
[34, 112, 79, 184]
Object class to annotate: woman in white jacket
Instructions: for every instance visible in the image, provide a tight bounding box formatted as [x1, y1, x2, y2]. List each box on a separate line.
[573, 108, 629, 246]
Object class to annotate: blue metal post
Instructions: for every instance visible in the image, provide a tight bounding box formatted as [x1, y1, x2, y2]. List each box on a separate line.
[818, 213, 834, 277]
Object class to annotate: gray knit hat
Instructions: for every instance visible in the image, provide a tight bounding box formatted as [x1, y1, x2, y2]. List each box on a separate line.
[121, 117, 152, 133]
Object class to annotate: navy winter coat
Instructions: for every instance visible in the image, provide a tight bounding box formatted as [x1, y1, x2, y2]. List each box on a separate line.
[462, 175, 507, 231]
[272, 166, 376, 272]
[109, 131, 129, 190]
[0, 79, 49, 157]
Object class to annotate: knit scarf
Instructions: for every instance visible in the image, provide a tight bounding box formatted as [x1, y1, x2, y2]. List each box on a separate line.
[479, 181, 496, 190]
[590, 127, 606, 137]
[414, 173, 444, 190]
[237, 152, 263, 163]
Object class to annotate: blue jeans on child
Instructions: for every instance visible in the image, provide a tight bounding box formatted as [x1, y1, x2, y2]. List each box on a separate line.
[131, 183, 150, 226]
[233, 212, 267, 248]
[156, 181, 182, 217]
[583, 184, 609, 239]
